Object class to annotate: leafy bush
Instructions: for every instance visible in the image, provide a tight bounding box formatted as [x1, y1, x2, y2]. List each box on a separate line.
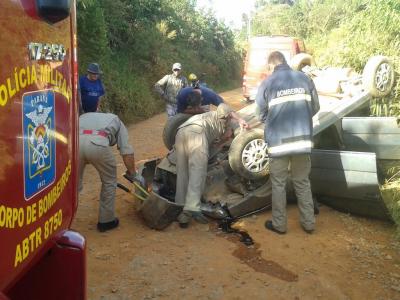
[381, 176, 400, 236]
[250, 0, 400, 117]
[99, 55, 163, 123]
[77, 0, 243, 123]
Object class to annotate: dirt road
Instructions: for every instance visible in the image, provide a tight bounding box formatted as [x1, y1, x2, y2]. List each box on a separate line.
[72, 88, 400, 300]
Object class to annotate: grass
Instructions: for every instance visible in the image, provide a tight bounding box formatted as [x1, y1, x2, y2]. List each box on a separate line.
[380, 163, 400, 236]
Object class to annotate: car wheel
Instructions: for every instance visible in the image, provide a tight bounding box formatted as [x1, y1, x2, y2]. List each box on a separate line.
[163, 113, 192, 150]
[362, 55, 394, 97]
[228, 128, 269, 180]
[290, 53, 315, 71]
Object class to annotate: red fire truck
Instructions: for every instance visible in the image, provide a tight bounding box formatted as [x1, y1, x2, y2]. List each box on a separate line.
[0, 1, 85, 299]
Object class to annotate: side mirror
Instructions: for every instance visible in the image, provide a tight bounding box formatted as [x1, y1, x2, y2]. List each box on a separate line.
[36, 0, 71, 23]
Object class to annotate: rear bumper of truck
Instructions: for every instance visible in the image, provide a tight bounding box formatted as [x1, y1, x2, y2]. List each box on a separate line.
[3, 230, 86, 300]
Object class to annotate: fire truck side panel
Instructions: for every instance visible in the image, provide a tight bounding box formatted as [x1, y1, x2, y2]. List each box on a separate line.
[0, 1, 84, 298]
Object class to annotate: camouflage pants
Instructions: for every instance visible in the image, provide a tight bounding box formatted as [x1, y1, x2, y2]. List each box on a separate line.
[166, 103, 178, 118]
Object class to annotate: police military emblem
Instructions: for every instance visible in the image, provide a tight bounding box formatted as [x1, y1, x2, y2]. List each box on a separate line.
[22, 90, 56, 200]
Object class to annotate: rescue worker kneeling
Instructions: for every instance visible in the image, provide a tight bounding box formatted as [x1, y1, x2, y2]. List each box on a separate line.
[175, 97, 249, 228]
[79, 110, 136, 232]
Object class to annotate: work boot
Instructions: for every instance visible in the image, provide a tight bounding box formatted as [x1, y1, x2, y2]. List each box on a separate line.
[301, 225, 314, 234]
[191, 211, 209, 224]
[97, 218, 119, 232]
[177, 210, 192, 228]
[264, 220, 286, 235]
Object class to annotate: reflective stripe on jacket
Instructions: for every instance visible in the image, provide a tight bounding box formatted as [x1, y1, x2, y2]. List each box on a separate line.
[255, 63, 320, 157]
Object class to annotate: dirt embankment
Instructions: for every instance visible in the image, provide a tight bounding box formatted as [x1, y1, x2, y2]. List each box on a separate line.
[72, 89, 400, 300]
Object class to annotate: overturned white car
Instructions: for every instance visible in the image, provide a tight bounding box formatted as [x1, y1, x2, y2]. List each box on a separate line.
[135, 55, 398, 230]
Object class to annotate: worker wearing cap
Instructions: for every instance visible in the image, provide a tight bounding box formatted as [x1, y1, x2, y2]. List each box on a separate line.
[154, 62, 189, 117]
[175, 103, 249, 228]
[79, 103, 136, 232]
[79, 63, 105, 114]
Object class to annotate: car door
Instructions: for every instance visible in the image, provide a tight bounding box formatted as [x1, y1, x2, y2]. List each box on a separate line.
[310, 149, 390, 220]
[311, 116, 400, 220]
[341, 117, 400, 160]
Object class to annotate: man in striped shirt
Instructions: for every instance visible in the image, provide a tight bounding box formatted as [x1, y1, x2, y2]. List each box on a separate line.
[256, 51, 320, 234]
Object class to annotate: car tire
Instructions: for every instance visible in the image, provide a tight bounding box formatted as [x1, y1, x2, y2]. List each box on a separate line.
[290, 53, 315, 71]
[228, 128, 269, 180]
[163, 113, 192, 150]
[362, 55, 394, 97]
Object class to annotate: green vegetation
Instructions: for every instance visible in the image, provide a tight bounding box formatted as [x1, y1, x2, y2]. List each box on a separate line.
[381, 165, 400, 236]
[77, 0, 242, 122]
[251, 0, 400, 117]
[77, 0, 400, 120]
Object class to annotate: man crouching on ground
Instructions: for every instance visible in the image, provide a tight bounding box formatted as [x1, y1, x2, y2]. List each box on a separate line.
[175, 102, 249, 228]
